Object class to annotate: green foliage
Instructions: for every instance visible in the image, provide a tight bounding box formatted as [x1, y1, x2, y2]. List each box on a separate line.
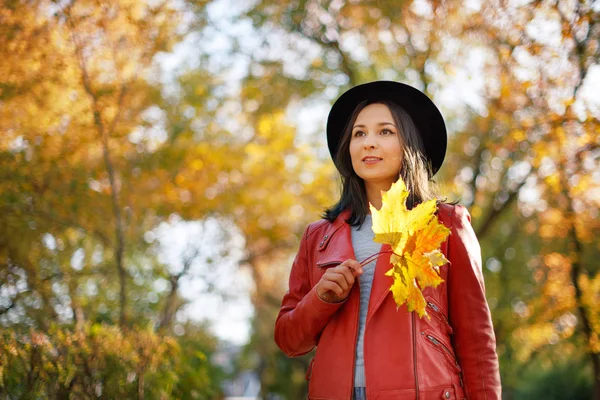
[170, 325, 227, 399]
[514, 356, 593, 400]
[0, 323, 223, 398]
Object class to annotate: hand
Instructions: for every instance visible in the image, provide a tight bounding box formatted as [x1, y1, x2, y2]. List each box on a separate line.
[315, 259, 363, 303]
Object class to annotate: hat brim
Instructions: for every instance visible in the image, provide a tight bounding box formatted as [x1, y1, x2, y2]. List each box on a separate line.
[326, 81, 447, 176]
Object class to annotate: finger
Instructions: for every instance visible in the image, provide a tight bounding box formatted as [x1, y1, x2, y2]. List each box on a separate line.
[331, 266, 355, 287]
[320, 280, 344, 296]
[341, 259, 364, 276]
[324, 271, 350, 292]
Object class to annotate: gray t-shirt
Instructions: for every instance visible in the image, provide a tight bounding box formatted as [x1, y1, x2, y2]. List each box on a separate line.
[351, 214, 382, 387]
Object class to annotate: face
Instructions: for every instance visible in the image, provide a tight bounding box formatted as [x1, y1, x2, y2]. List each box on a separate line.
[349, 103, 403, 187]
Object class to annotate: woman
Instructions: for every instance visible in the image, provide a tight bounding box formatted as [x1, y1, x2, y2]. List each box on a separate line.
[274, 81, 501, 400]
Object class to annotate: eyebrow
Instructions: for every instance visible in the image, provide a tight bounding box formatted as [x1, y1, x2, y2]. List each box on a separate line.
[353, 122, 397, 129]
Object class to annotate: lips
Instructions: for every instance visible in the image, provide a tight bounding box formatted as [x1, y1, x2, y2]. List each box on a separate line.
[362, 156, 382, 165]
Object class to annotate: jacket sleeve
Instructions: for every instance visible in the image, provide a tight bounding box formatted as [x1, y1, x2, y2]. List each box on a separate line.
[447, 205, 502, 399]
[274, 225, 346, 357]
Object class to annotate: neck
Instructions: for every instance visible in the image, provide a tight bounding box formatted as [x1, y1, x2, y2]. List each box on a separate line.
[364, 180, 393, 210]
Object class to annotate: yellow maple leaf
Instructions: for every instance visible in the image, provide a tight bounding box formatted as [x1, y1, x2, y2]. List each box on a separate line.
[370, 178, 451, 318]
[370, 179, 410, 251]
[424, 250, 449, 268]
[406, 280, 428, 317]
[370, 179, 438, 255]
[389, 270, 409, 307]
[406, 252, 444, 289]
[414, 218, 451, 256]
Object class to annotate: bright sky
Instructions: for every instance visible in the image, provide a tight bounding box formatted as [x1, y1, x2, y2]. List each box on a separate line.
[153, 215, 253, 344]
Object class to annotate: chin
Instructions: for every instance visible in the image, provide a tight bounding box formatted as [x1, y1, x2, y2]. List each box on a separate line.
[360, 175, 396, 184]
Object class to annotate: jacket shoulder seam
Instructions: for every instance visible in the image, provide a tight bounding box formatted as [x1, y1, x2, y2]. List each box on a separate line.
[305, 219, 329, 239]
[438, 202, 458, 216]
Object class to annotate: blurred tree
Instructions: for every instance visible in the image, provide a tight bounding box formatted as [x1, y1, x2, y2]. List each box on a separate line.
[0, 0, 226, 397]
[0, 0, 184, 328]
[453, 1, 600, 397]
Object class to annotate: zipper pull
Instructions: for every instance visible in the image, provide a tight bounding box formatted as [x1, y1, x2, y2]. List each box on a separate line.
[427, 335, 440, 345]
[427, 302, 440, 312]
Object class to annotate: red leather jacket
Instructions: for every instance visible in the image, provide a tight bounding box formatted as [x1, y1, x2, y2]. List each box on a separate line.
[275, 203, 501, 399]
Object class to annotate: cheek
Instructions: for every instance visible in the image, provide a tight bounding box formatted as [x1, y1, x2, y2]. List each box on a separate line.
[349, 141, 361, 166]
[387, 140, 404, 167]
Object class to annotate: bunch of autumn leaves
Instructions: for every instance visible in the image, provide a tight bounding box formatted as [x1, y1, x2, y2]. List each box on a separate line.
[369, 178, 451, 318]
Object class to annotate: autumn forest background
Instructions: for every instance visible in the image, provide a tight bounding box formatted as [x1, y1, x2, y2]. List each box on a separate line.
[1, 0, 599, 399]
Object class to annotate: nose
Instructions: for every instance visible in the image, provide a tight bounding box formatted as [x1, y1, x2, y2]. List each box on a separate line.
[363, 132, 377, 149]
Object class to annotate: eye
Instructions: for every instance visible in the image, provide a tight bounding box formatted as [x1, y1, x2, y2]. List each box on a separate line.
[353, 130, 365, 137]
[380, 128, 395, 135]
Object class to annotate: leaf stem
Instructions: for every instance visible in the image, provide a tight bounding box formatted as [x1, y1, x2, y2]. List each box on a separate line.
[359, 250, 394, 266]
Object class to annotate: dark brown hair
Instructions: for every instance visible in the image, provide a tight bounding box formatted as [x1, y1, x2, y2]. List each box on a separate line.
[323, 99, 444, 226]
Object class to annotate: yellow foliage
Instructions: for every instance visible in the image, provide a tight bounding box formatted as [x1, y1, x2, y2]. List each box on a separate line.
[538, 209, 567, 238]
[510, 129, 527, 142]
[191, 159, 204, 171]
[470, 205, 482, 219]
[544, 173, 561, 194]
[311, 58, 323, 68]
[542, 253, 576, 311]
[513, 323, 560, 363]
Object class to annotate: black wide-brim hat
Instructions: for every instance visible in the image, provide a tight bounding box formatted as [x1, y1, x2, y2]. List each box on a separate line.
[326, 81, 447, 176]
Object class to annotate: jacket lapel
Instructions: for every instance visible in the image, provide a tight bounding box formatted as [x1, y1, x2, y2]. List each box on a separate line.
[367, 243, 393, 320]
[315, 210, 355, 268]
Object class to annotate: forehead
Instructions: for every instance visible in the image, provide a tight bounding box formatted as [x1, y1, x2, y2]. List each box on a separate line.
[355, 103, 394, 123]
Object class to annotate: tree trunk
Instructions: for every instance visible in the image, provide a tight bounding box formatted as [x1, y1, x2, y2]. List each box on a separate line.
[561, 163, 600, 398]
[138, 371, 145, 400]
[65, 7, 129, 327]
[567, 216, 600, 399]
[158, 277, 179, 330]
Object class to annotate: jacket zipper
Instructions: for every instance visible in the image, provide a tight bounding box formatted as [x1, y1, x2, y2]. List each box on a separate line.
[426, 334, 464, 386]
[427, 301, 452, 332]
[427, 301, 446, 322]
[426, 335, 456, 362]
[426, 302, 462, 386]
[412, 312, 419, 399]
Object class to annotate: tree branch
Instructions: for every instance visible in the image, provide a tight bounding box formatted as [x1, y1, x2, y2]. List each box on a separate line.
[158, 246, 200, 330]
[476, 178, 527, 239]
[289, 8, 358, 85]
